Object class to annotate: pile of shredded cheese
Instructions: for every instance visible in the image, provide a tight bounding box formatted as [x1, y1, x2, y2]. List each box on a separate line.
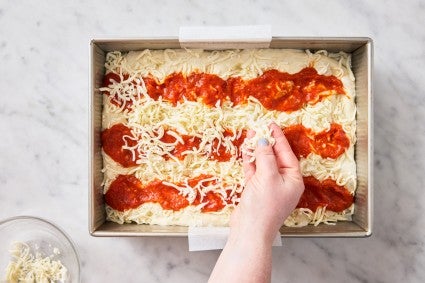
[4, 242, 68, 283]
[101, 48, 357, 227]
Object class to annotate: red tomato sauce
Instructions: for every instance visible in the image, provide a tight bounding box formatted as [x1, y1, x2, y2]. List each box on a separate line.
[101, 124, 138, 167]
[162, 133, 202, 160]
[284, 123, 350, 159]
[297, 176, 354, 212]
[105, 174, 229, 212]
[243, 68, 344, 112]
[102, 68, 345, 112]
[101, 125, 247, 166]
[196, 191, 225, 212]
[210, 130, 246, 161]
[105, 174, 353, 213]
[311, 124, 351, 159]
[104, 174, 189, 211]
[101, 123, 350, 166]
[102, 72, 134, 109]
[159, 130, 245, 161]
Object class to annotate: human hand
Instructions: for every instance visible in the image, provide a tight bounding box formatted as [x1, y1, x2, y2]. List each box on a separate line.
[209, 123, 303, 283]
[230, 122, 305, 244]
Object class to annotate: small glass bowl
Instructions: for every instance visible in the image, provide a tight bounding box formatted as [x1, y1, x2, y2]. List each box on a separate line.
[0, 216, 80, 282]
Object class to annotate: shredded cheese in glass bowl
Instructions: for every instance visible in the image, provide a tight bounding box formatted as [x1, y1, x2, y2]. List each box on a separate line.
[0, 216, 80, 282]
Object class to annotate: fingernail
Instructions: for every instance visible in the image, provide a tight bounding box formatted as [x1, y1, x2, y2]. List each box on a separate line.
[257, 138, 269, 146]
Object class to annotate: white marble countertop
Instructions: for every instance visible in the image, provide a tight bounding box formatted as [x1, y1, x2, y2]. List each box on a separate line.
[1, 0, 424, 282]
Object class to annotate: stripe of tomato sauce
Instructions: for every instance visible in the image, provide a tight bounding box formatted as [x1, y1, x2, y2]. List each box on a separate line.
[101, 123, 350, 167]
[105, 174, 231, 213]
[103, 67, 345, 112]
[105, 174, 353, 213]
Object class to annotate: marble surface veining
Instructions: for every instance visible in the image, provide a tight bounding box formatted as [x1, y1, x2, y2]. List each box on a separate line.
[1, 0, 425, 282]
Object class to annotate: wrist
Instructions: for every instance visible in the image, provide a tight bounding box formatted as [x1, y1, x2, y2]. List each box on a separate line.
[228, 223, 276, 248]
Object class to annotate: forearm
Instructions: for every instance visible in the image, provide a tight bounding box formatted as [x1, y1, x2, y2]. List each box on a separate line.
[208, 229, 273, 283]
[209, 123, 303, 282]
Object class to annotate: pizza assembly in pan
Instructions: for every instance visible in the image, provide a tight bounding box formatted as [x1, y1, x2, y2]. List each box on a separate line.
[100, 49, 357, 227]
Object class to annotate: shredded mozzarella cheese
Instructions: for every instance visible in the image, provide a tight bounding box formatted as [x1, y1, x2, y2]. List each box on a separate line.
[4, 242, 68, 283]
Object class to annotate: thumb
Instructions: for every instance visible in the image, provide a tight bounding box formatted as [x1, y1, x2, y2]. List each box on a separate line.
[255, 138, 278, 176]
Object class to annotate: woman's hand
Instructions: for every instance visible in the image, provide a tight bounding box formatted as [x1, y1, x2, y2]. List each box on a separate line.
[231, 122, 305, 244]
[209, 122, 305, 283]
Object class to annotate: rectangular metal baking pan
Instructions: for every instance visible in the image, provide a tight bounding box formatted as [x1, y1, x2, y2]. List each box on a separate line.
[90, 37, 373, 237]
